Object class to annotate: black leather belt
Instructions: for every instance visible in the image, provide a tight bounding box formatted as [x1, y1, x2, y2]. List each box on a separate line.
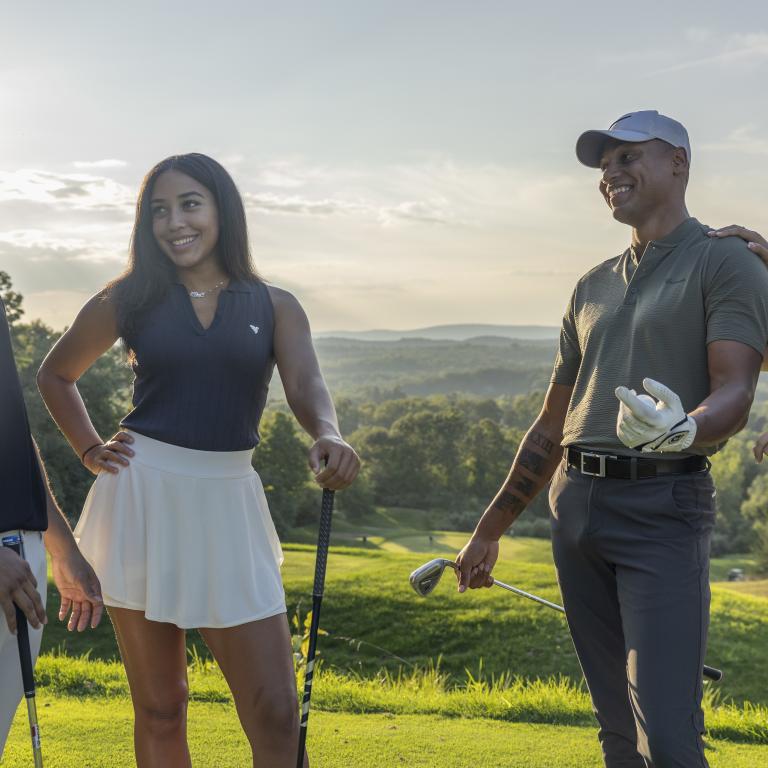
[565, 446, 708, 480]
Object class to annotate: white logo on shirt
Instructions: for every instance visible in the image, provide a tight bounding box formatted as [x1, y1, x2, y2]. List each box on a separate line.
[250, 325, 260, 335]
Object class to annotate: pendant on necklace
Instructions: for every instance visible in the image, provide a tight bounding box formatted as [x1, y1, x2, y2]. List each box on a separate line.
[188, 279, 226, 299]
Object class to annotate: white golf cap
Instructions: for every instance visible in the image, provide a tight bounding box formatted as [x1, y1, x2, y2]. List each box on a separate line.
[576, 110, 691, 168]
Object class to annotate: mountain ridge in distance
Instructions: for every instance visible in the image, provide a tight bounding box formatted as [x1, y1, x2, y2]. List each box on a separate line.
[315, 323, 559, 342]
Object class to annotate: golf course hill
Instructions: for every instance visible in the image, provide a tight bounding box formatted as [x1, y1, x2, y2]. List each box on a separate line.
[5, 522, 767, 766]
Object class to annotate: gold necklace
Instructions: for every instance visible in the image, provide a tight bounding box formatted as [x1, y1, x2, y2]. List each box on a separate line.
[188, 279, 227, 299]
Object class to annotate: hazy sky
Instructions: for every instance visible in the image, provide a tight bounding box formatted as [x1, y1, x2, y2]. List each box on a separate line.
[2, 1, 767, 330]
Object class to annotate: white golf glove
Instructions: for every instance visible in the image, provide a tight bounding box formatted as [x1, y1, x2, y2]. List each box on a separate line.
[615, 378, 697, 452]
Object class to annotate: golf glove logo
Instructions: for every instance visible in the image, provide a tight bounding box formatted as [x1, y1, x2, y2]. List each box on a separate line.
[615, 377, 697, 453]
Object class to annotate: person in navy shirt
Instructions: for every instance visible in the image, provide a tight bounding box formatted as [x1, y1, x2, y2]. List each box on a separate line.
[38, 153, 359, 767]
[0, 299, 102, 755]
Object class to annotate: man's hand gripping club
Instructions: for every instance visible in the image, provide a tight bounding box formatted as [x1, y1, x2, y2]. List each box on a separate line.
[615, 378, 697, 452]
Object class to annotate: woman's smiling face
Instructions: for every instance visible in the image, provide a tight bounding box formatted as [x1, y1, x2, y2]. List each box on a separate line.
[150, 169, 220, 271]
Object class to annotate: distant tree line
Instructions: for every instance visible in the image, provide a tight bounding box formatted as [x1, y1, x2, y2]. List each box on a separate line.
[5, 272, 768, 566]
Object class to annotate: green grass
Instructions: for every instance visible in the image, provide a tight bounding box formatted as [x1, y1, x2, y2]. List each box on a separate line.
[24, 654, 768, 744]
[718, 580, 768, 598]
[5, 652, 768, 766]
[12, 532, 768, 767]
[4, 694, 768, 767]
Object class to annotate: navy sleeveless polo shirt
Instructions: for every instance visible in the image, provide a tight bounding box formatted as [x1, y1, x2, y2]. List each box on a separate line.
[0, 300, 47, 530]
[121, 279, 275, 451]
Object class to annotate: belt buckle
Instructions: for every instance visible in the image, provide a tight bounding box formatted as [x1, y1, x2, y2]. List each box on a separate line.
[580, 452, 607, 477]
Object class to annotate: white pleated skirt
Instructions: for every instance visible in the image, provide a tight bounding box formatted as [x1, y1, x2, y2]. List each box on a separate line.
[74, 431, 286, 629]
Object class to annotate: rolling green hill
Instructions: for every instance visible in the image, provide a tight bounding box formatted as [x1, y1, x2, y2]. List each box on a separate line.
[40, 533, 768, 706]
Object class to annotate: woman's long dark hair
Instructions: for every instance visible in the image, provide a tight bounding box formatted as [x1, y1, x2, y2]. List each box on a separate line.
[107, 153, 259, 343]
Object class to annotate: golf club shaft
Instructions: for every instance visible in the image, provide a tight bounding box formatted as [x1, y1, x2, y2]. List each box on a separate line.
[2, 536, 43, 766]
[491, 578, 566, 613]
[16, 605, 43, 768]
[297, 488, 335, 768]
[490, 578, 722, 681]
[448, 561, 723, 682]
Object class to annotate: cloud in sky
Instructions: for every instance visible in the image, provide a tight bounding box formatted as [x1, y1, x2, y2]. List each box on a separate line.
[0, 230, 126, 265]
[243, 192, 367, 217]
[72, 159, 128, 169]
[252, 161, 337, 189]
[648, 31, 768, 76]
[700, 124, 768, 156]
[4, 142, 768, 331]
[2, 156, 599, 329]
[0, 169, 135, 212]
[378, 200, 453, 226]
[0, 229, 91, 256]
[244, 190, 455, 227]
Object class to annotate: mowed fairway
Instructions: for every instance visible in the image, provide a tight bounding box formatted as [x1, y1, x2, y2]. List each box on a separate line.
[293, 506, 555, 559]
[717, 579, 768, 598]
[4, 696, 768, 768]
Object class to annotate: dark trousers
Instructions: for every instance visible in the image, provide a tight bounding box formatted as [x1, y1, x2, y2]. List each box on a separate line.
[548, 460, 715, 768]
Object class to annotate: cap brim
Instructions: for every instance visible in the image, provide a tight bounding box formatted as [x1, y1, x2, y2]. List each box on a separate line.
[575, 129, 653, 168]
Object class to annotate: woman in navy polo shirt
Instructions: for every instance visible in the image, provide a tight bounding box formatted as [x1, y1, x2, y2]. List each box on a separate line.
[38, 153, 359, 767]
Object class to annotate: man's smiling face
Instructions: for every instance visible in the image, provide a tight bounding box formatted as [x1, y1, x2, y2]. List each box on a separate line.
[598, 139, 680, 227]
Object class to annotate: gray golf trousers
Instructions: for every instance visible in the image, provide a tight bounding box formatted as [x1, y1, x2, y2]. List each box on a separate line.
[548, 459, 715, 768]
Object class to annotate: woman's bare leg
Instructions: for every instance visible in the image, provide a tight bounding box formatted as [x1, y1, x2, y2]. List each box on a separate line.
[200, 613, 307, 768]
[109, 607, 191, 768]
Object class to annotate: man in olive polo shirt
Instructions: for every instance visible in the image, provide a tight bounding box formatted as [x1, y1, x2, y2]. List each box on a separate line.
[456, 111, 768, 768]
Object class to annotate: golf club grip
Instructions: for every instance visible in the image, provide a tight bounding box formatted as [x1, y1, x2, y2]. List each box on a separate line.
[313, 489, 335, 597]
[14, 605, 36, 696]
[703, 664, 722, 682]
[297, 594, 323, 768]
[1, 537, 37, 696]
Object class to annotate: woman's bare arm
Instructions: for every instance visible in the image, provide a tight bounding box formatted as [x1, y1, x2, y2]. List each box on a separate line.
[37, 292, 133, 472]
[268, 285, 359, 490]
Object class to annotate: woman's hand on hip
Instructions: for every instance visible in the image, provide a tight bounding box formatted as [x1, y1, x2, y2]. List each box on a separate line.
[83, 431, 135, 475]
[308, 435, 361, 490]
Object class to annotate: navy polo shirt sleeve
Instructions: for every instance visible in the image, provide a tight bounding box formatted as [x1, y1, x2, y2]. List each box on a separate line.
[0, 300, 48, 531]
[551, 288, 581, 386]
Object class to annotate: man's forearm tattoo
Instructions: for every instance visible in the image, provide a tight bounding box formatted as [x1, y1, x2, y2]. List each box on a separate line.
[490, 430, 558, 523]
[518, 448, 546, 476]
[511, 475, 536, 497]
[530, 432, 555, 454]
[491, 490, 526, 519]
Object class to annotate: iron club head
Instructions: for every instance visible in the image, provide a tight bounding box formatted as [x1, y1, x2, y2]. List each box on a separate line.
[409, 558, 458, 596]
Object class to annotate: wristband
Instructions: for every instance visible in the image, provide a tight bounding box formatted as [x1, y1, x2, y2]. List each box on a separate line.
[81, 443, 103, 463]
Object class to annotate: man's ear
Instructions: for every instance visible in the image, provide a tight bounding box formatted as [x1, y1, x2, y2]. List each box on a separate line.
[671, 146, 689, 176]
